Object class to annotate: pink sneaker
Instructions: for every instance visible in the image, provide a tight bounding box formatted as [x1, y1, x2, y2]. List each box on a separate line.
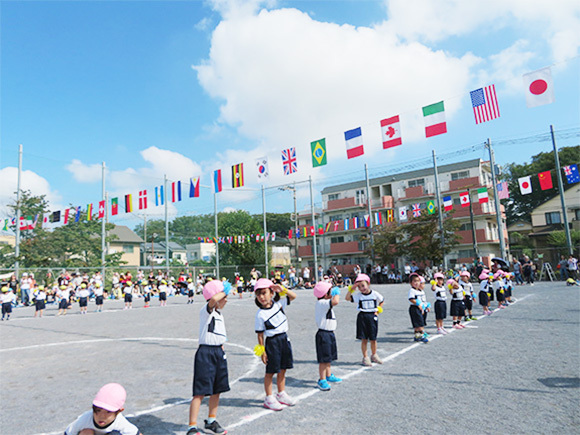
[276, 391, 296, 406]
[263, 395, 284, 411]
[452, 324, 461, 329]
[441, 328, 449, 335]
[457, 324, 465, 329]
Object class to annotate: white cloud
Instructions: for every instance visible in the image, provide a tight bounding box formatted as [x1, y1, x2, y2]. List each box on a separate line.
[66, 159, 102, 183]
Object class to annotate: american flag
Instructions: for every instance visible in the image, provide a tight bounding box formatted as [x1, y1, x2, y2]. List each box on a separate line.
[470, 85, 500, 124]
[412, 203, 421, 217]
[497, 181, 510, 199]
[282, 148, 298, 175]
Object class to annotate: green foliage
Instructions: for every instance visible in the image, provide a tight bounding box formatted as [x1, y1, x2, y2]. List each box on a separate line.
[217, 210, 264, 265]
[547, 230, 580, 247]
[6, 190, 49, 241]
[502, 145, 580, 224]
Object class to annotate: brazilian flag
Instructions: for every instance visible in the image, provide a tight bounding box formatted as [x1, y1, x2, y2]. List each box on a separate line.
[311, 138, 327, 168]
[427, 200, 436, 215]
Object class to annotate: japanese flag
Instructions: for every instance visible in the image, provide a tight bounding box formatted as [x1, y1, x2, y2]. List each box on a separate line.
[523, 67, 554, 108]
[518, 176, 533, 195]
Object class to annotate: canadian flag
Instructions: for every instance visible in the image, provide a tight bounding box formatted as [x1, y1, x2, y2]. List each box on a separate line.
[518, 176, 533, 195]
[460, 191, 470, 207]
[380, 115, 402, 149]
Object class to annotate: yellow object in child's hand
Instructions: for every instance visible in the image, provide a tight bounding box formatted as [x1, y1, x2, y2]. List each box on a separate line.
[377, 306, 383, 314]
[430, 280, 436, 286]
[254, 344, 265, 357]
[487, 292, 491, 297]
[462, 291, 466, 296]
[348, 285, 355, 294]
[279, 286, 288, 298]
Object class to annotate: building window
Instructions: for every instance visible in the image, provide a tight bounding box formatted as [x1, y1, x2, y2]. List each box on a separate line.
[408, 178, 425, 188]
[355, 189, 366, 204]
[328, 193, 340, 201]
[329, 214, 342, 222]
[459, 223, 473, 231]
[545, 212, 561, 224]
[123, 245, 134, 253]
[575, 209, 580, 221]
[457, 249, 475, 258]
[451, 171, 470, 181]
[330, 236, 345, 244]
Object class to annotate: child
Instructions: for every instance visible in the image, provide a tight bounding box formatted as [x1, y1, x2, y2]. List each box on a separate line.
[33, 285, 47, 318]
[430, 273, 448, 335]
[93, 282, 104, 312]
[478, 270, 492, 315]
[493, 271, 506, 309]
[187, 280, 231, 435]
[254, 278, 297, 411]
[459, 271, 476, 321]
[77, 283, 90, 315]
[187, 278, 195, 304]
[408, 273, 430, 343]
[158, 280, 168, 307]
[504, 273, 514, 303]
[143, 282, 151, 308]
[65, 383, 141, 435]
[448, 279, 466, 329]
[1, 286, 15, 321]
[237, 277, 245, 299]
[123, 281, 133, 310]
[57, 285, 70, 316]
[345, 273, 384, 366]
[313, 281, 342, 391]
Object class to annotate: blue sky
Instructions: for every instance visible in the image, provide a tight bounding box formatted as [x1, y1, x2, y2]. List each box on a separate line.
[1, 0, 579, 231]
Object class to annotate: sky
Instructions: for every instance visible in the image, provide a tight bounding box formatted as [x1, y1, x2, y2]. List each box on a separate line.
[1, 0, 579, 233]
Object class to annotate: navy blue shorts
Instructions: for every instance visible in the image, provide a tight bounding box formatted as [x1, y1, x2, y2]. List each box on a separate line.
[496, 289, 505, 302]
[356, 311, 378, 340]
[265, 332, 294, 374]
[2, 302, 12, 314]
[434, 300, 447, 320]
[59, 299, 68, 309]
[479, 290, 489, 306]
[95, 295, 104, 305]
[505, 287, 512, 298]
[464, 297, 473, 311]
[409, 305, 426, 328]
[192, 345, 230, 397]
[79, 297, 88, 307]
[35, 300, 46, 311]
[144, 294, 151, 302]
[316, 329, 338, 363]
[124, 294, 133, 303]
[488, 290, 494, 301]
[450, 300, 465, 317]
[159, 292, 167, 301]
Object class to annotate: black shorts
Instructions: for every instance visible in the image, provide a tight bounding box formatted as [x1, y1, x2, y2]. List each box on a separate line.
[2, 302, 12, 314]
[356, 311, 379, 341]
[95, 295, 104, 305]
[505, 287, 512, 298]
[124, 294, 133, 303]
[434, 300, 447, 320]
[479, 291, 489, 306]
[59, 299, 68, 309]
[79, 297, 88, 307]
[265, 332, 294, 374]
[464, 297, 473, 311]
[409, 305, 426, 328]
[488, 290, 494, 301]
[496, 289, 505, 302]
[315, 329, 338, 363]
[450, 300, 465, 317]
[144, 294, 151, 302]
[159, 292, 167, 301]
[192, 345, 230, 397]
[188, 290, 194, 297]
[35, 300, 46, 311]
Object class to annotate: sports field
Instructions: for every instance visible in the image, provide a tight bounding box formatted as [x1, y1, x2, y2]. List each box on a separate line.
[1, 281, 578, 435]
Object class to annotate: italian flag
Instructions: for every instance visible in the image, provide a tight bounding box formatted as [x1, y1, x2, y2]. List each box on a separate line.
[477, 187, 489, 204]
[423, 101, 447, 138]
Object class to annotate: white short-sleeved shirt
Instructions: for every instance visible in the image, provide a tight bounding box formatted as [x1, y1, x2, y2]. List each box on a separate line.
[408, 288, 426, 304]
[352, 290, 384, 312]
[34, 291, 47, 301]
[158, 284, 167, 293]
[480, 280, 490, 292]
[315, 299, 336, 331]
[78, 289, 90, 298]
[2, 292, 16, 304]
[255, 299, 289, 338]
[198, 303, 227, 346]
[460, 281, 474, 294]
[505, 279, 513, 289]
[93, 286, 104, 297]
[450, 286, 464, 301]
[123, 286, 132, 295]
[64, 410, 139, 435]
[433, 285, 447, 301]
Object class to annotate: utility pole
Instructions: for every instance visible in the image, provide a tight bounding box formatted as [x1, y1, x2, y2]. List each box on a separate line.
[262, 185, 269, 277]
[364, 164, 374, 262]
[101, 162, 106, 281]
[486, 139, 506, 259]
[467, 189, 479, 259]
[551, 125, 573, 254]
[164, 174, 169, 277]
[309, 176, 319, 282]
[432, 150, 446, 269]
[214, 192, 220, 279]
[15, 144, 22, 279]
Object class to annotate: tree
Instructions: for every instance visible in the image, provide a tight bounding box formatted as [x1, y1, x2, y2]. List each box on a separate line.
[502, 145, 580, 224]
[7, 190, 49, 240]
[546, 230, 580, 248]
[217, 210, 264, 265]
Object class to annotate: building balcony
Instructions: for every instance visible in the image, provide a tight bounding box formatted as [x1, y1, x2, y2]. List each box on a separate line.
[329, 241, 364, 255]
[397, 184, 435, 200]
[325, 197, 366, 211]
[447, 177, 482, 192]
[456, 229, 498, 244]
[451, 203, 497, 218]
[298, 245, 313, 257]
[371, 195, 394, 209]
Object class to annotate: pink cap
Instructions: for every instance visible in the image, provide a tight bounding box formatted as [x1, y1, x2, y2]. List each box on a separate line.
[202, 280, 224, 300]
[419, 276, 425, 283]
[460, 271, 470, 278]
[93, 383, 126, 412]
[479, 271, 490, 280]
[313, 281, 332, 298]
[254, 278, 274, 291]
[446, 279, 457, 288]
[493, 271, 503, 280]
[355, 273, 370, 283]
[434, 272, 445, 279]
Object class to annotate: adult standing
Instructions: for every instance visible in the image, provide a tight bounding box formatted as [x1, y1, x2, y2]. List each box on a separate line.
[512, 259, 524, 285]
[568, 255, 578, 281]
[317, 265, 324, 282]
[558, 255, 569, 281]
[353, 264, 361, 276]
[20, 272, 32, 306]
[522, 255, 534, 285]
[302, 266, 311, 284]
[288, 266, 296, 288]
[404, 263, 411, 283]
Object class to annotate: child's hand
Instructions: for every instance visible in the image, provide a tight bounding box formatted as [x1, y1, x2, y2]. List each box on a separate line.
[271, 284, 283, 293]
[79, 429, 96, 435]
[261, 352, 268, 365]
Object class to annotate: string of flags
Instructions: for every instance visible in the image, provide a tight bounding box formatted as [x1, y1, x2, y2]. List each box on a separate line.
[517, 164, 579, 195]
[196, 232, 277, 244]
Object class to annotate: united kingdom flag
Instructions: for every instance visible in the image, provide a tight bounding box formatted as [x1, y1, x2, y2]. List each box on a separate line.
[412, 203, 421, 217]
[282, 147, 298, 175]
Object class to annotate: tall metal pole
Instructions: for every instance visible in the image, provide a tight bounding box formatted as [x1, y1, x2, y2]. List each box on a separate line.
[101, 162, 106, 281]
[551, 125, 573, 254]
[15, 144, 23, 279]
[164, 174, 169, 277]
[293, 182, 298, 263]
[143, 214, 147, 264]
[262, 185, 269, 278]
[432, 150, 446, 269]
[486, 139, 506, 259]
[467, 188, 479, 259]
[309, 176, 319, 282]
[214, 192, 220, 279]
[364, 164, 375, 262]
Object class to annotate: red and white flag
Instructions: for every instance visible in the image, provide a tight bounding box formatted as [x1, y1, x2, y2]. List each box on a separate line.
[139, 190, 148, 210]
[380, 115, 402, 149]
[460, 191, 470, 207]
[518, 176, 533, 195]
[98, 200, 106, 219]
[523, 67, 554, 108]
[344, 127, 364, 159]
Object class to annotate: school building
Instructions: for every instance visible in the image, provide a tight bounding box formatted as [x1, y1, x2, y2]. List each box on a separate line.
[297, 158, 509, 274]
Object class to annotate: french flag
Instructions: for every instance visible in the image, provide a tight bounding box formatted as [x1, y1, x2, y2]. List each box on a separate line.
[345, 127, 364, 159]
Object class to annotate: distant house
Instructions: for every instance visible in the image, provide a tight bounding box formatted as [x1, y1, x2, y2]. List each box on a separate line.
[108, 225, 144, 267]
[140, 241, 187, 266]
[186, 243, 216, 263]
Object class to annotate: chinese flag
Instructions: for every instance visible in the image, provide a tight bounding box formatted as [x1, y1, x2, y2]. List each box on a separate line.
[538, 171, 553, 190]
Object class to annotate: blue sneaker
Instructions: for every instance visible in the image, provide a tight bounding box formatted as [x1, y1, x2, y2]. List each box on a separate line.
[317, 379, 331, 391]
[326, 374, 342, 383]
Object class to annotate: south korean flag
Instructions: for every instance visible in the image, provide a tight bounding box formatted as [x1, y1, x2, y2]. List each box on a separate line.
[256, 157, 269, 180]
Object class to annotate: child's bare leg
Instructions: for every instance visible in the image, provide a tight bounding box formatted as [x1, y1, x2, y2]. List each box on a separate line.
[208, 394, 220, 417]
[361, 339, 368, 357]
[319, 362, 330, 380]
[370, 340, 377, 355]
[277, 369, 286, 392]
[188, 395, 203, 427]
[264, 373, 274, 396]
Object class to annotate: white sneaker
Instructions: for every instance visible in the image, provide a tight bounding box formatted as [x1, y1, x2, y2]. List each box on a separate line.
[276, 390, 296, 406]
[263, 395, 284, 411]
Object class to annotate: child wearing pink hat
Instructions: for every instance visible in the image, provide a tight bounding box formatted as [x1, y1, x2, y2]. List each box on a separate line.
[254, 278, 297, 411]
[459, 271, 476, 321]
[430, 273, 448, 335]
[313, 281, 342, 391]
[65, 383, 141, 435]
[448, 279, 466, 329]
[187, 279, 231, 435]
[478, 270, 493, 315]
[345, 273, 384, 366]
[408, 274, 430, 343]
